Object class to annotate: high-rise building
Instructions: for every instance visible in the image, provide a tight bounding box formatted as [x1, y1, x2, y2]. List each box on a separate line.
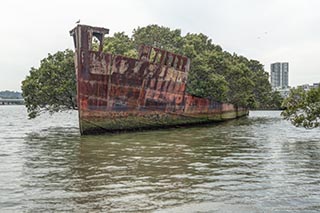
[270, 62, 289, 88]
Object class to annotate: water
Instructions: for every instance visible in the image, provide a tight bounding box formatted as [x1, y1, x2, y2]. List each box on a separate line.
[1, 106, 320, 212]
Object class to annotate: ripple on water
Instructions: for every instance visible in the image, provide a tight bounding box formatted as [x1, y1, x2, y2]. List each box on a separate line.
[1, 107, 320, 212]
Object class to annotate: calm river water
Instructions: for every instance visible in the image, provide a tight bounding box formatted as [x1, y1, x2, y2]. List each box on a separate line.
[1, 106, 320, 212]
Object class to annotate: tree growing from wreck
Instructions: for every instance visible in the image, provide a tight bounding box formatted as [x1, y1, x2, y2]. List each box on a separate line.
[21, 50, 76, 118]
[22, 25, 275, 119]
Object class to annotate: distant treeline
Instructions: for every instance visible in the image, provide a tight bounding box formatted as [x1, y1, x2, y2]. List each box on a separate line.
[0, 90, 23, 99]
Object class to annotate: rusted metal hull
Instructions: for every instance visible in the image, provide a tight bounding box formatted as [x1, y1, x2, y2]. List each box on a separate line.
[70, 25, 248, 135]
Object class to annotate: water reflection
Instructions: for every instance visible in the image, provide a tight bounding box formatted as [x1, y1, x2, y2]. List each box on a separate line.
[1, 107, 320, 212]
[71, 129, 241, 211]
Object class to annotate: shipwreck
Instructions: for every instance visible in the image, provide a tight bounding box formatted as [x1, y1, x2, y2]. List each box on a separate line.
[70, 25, 248, 135]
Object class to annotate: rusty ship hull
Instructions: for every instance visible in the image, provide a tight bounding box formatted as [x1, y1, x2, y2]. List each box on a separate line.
[70, 25, 248, 135]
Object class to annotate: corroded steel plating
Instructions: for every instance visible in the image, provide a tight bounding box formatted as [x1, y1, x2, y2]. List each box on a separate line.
[70, 25, 248, 135]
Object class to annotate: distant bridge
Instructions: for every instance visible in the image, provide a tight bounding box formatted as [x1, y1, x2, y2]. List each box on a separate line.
[0, 99, 24, 105]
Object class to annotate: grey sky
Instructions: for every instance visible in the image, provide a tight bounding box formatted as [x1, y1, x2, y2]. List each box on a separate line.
[1, 0, 319, 91]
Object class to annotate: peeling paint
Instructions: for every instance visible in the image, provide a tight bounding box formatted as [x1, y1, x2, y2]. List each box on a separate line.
[70, 25, 248, 135]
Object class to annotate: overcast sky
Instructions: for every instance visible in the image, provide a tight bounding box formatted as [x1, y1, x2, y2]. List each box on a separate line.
[1, 0, 319, 91]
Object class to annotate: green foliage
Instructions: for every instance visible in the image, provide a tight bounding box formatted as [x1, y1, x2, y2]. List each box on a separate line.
[251, 70, 272, 108]
[21, 49, 76, 118]
[188, 72, 228, 101]
[132, 25, 183, 52]
[103, 32, 137, 58]
[179, 32, 271, 108]
[281, 87, 320, 128]
[269, 91, 284, 109]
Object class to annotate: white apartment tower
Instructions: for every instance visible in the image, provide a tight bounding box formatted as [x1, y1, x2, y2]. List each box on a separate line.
[270, 62, 289, 88]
